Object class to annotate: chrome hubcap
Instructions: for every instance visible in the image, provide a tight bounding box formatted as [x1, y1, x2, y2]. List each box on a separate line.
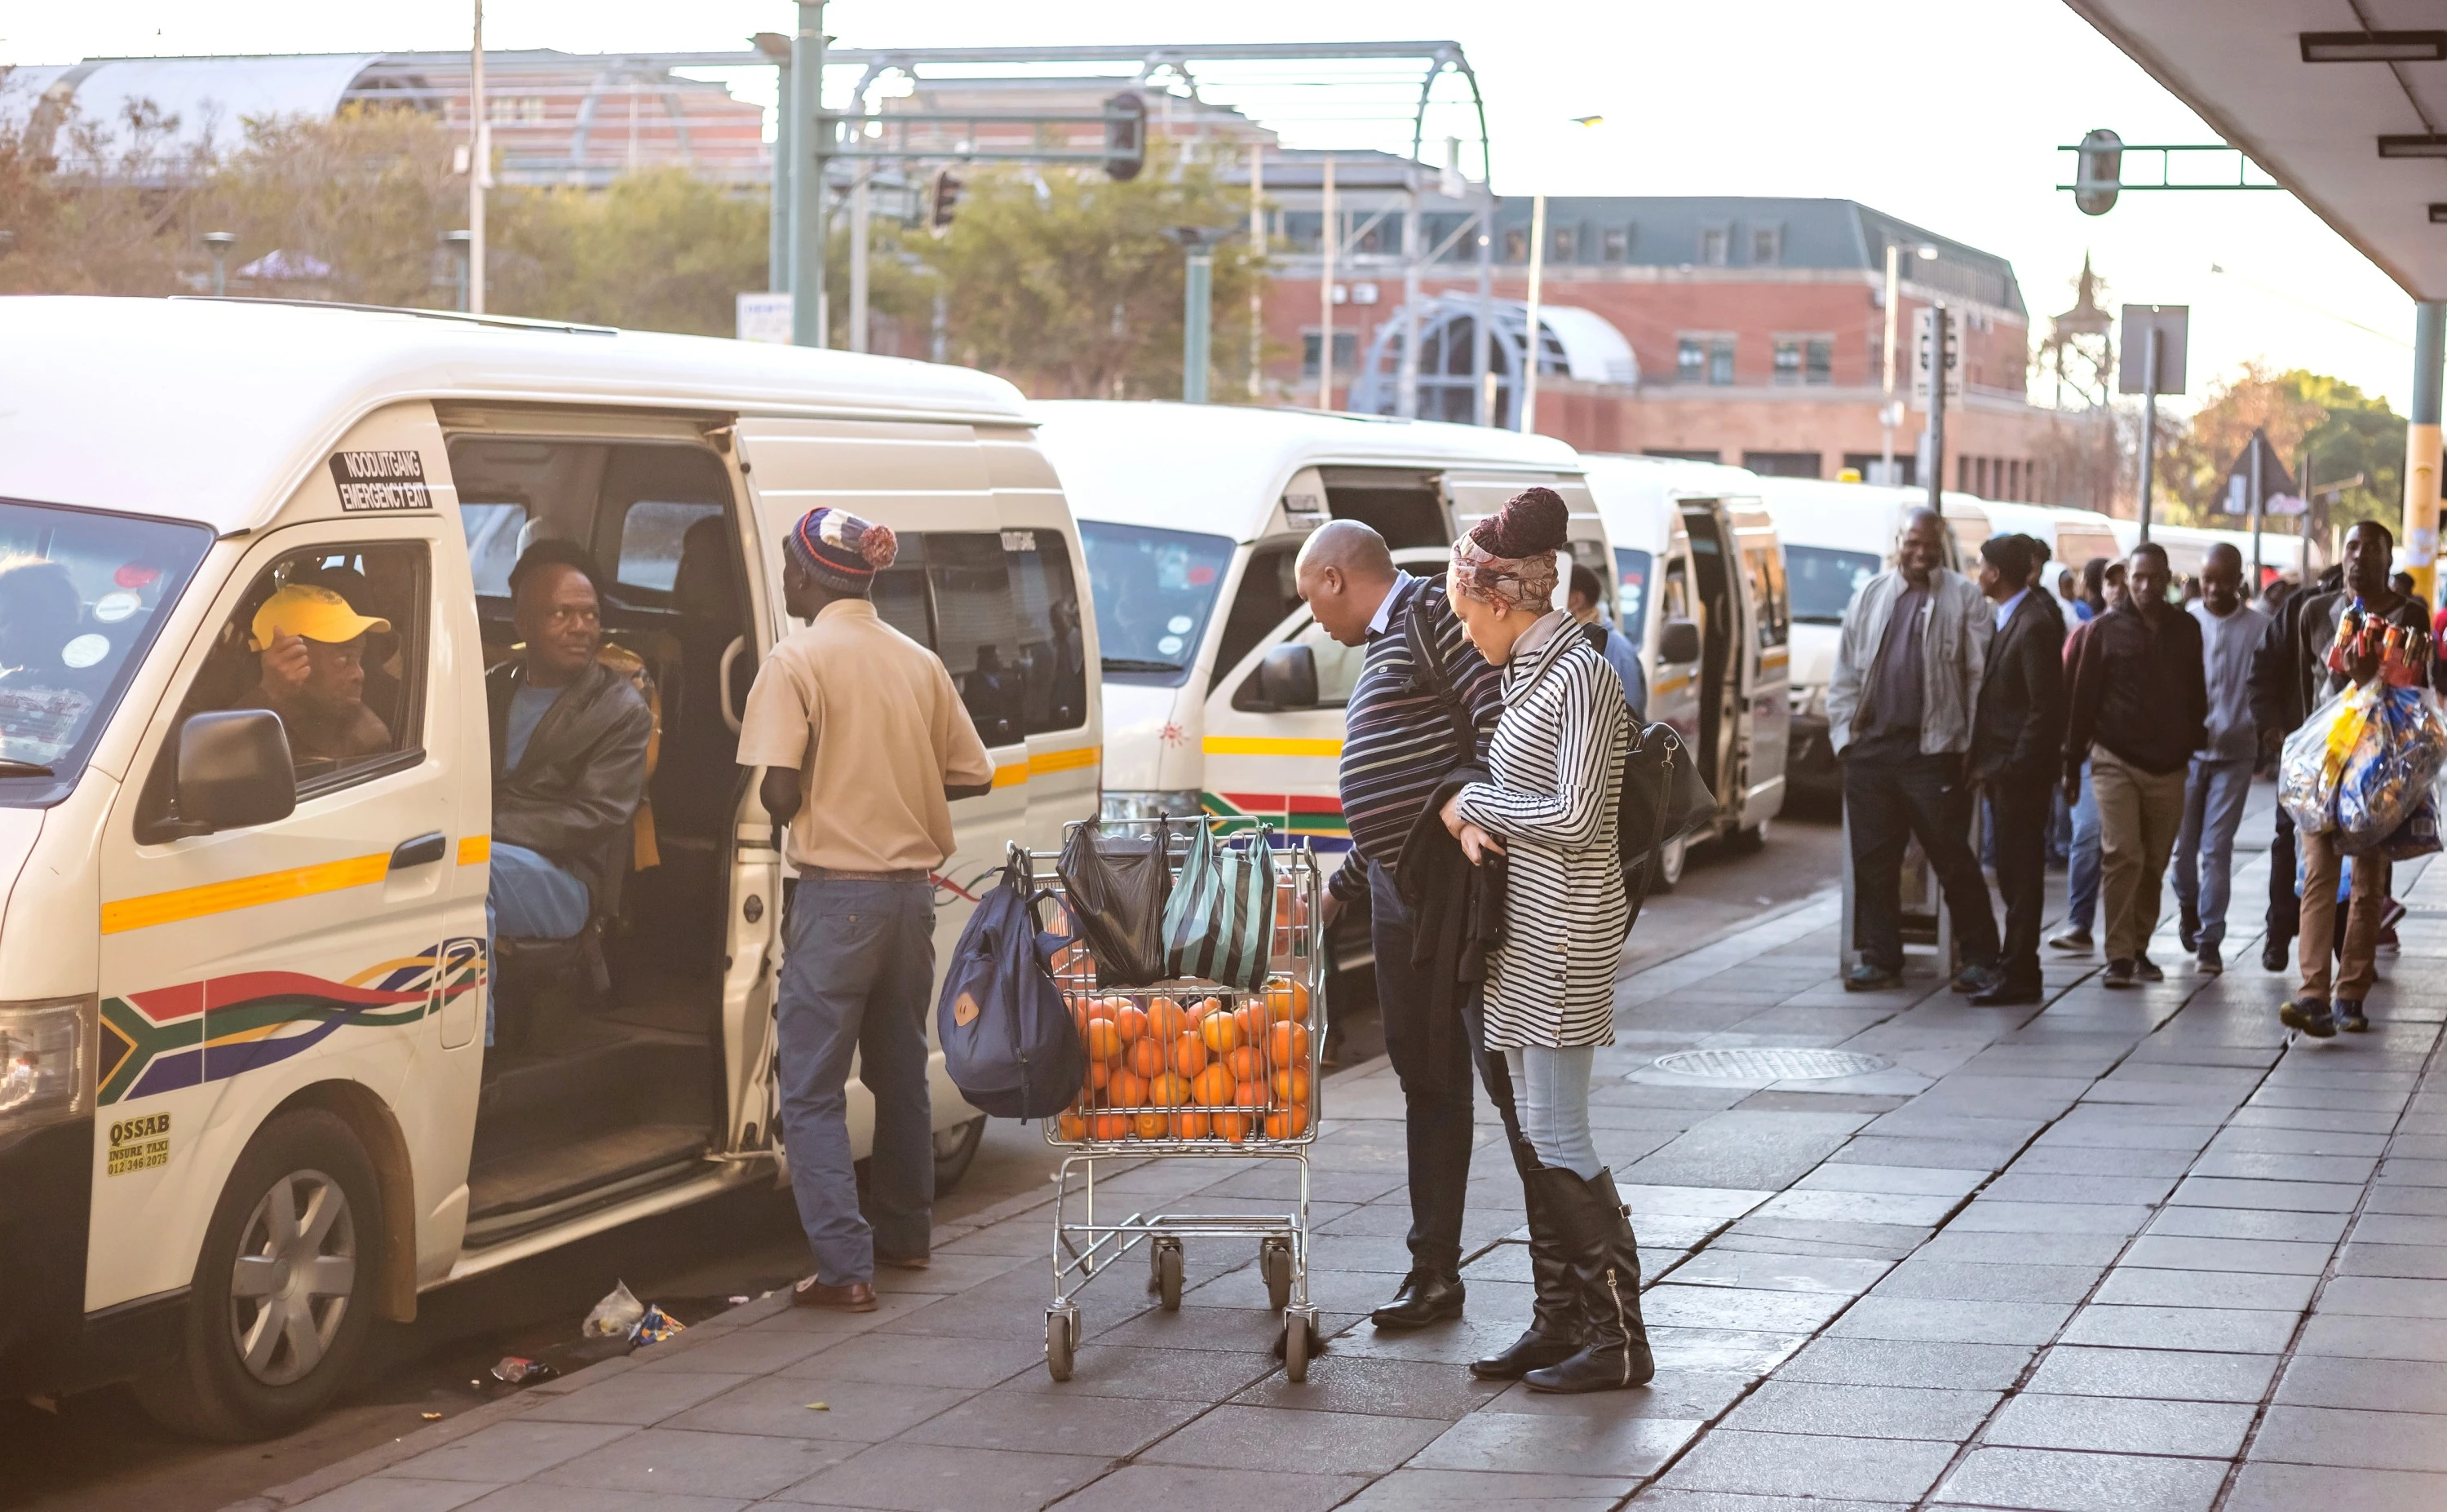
[228, 1169, 356, 1386]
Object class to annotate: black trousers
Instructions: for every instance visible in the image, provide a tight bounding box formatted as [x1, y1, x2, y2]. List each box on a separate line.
[1369, 860, 1478, 1277]
[1843, 736, 2000, 974]
[1989, 779, 2051, 989]
[2268, 802, 2299, 947]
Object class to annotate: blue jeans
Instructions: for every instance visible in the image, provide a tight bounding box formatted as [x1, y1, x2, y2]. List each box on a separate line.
[2174, 756, 2254, 948]
[2065, 759, 2101, 934]
[776, 878, 936, 1286]
[489, 842, 591, 939]
[1502, 1046, 1600, 1180]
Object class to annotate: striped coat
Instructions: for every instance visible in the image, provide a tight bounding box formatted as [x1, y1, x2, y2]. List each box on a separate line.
[1454, 613, 1631, 1049]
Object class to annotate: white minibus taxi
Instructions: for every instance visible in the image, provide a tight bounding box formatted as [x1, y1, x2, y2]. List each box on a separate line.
[1582, 454, 1789, 882]
[1037, 401, 1613, 868]
[2109, 519, 2315, 591]
[0, 298, 1098, 1436]
[1955, 498, 2122, 612]
[1749, 478, 1981, 793]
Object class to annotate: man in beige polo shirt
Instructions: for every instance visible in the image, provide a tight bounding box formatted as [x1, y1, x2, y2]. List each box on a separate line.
[737, 506, 993, 1311]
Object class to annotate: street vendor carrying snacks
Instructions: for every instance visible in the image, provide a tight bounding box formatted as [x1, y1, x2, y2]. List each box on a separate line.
[2278, 519, 2447, 1038]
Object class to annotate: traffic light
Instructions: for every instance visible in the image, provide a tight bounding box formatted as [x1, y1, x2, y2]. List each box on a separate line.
[2075, 128, 2122, 216]
[1104, 92, 1147, 183]
[928, 168, 963, 232]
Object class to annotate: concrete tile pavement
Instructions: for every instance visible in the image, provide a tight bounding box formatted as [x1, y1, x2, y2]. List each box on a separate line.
[238, 812, 2447, 1511]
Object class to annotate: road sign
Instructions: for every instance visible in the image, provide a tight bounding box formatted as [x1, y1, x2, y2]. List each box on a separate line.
[2117, 304, 2188, 395]
[2219, 428, 2300, 515]
[737, 292, 793, 344]
[1909, 307, 1960, 411]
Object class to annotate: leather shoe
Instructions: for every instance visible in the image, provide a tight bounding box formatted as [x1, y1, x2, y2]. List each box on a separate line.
[1969, 981, 2042, 1006]
[793, 1276, 878, 1311]
[2261, 937, 2290, 973]
[1843, 964, 1904, 993]
[1370, 1269, 1464, 1329]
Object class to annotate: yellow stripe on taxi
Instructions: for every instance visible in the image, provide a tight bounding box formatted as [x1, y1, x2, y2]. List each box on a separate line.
[1201, 736, 1343, 758]
[103, 852, 392, 935]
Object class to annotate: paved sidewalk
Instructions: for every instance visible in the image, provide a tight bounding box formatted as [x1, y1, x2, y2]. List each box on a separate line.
[243, 826, 2447, 1512]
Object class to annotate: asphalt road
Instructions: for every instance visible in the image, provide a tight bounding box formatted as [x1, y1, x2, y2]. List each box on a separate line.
[7, 801, 1842, 1512]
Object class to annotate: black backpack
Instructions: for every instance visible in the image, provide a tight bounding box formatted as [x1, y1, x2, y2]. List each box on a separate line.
[935, 853, 1085, 1120]
[1407, 601, 1714, 927]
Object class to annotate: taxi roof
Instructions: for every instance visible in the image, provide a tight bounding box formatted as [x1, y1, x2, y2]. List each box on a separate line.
[1581, 453, 1766, 554]
[1034, 400, 1586, 542]
[0, 297, 1031, 536]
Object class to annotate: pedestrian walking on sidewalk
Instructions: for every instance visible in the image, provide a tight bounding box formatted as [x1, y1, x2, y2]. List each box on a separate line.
[1292, 519, 1502, 1331]
[2173, 545, 2268, 977]
[736, 506, 995, 1311]
[2250, 562, 2343, 971]
[2051, 559, 2126, 953]
[2064, 542, 2206, 988]
[1437, 487, 1653, 1394]
[2281, 520, 2445, 1037]
[1825, 507, 2002, 993]
[1969, 534, 2064, 1006]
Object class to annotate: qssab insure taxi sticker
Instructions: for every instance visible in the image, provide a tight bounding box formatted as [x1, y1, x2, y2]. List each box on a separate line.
[107, 1112, 171, 1176]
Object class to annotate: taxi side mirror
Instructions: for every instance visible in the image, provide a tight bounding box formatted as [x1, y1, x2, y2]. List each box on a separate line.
[179, 710, 297, 833]
[1658, 618, 1701, 665]
[1258, 643, 1320, 711]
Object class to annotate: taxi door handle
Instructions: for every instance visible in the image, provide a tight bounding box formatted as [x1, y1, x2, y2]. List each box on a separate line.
[389, 832, 448, 872]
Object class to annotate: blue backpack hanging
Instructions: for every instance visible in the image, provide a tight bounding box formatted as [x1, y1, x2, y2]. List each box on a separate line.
[936, 851, 1084, 1120]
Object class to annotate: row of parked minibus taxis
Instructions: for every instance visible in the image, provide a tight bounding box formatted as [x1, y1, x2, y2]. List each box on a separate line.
[0, 297, 2313, 1435]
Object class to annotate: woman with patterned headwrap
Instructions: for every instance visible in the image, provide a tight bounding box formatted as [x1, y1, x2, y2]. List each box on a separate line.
[1437, 487, 1652, 1394]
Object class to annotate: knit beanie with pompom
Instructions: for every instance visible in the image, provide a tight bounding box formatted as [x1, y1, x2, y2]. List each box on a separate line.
[786, 506, 899, 595]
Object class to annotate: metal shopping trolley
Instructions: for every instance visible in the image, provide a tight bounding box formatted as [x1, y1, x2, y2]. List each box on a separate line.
[1026, 817, 1327, 1382]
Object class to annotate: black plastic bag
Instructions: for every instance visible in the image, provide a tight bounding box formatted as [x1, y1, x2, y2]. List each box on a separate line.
[1055, 817, 1171, 986]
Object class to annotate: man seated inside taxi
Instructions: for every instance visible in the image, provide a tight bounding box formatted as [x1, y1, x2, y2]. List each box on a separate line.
[237, 583, 392, 767]
[488, 542, 653, 942]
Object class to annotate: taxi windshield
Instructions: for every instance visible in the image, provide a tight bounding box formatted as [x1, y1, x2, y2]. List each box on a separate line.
[0, 500, 213, 804]
[1078, 521, 1235, 686]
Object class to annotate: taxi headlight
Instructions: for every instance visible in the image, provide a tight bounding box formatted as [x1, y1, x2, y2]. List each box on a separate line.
[1100, 789, 1206, 825]
[0, 996, 92, 1134]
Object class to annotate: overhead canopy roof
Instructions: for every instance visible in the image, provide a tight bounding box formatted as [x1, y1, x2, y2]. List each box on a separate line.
[2065, 1, 2447, 300]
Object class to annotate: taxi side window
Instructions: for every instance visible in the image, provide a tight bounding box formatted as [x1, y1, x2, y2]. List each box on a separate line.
[143, 542, 432, 836]
[1003, 529, 1087, 735]
[1210, 546, 1301, 696]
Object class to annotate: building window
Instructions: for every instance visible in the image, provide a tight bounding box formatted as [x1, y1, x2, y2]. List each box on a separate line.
[1699, 223, 1729, 266]
[1770, 334, 1834, 387]
[1677, 334, 1734, 386]
[1551, 225, 1576, 263]
[1602, 225, 1630, 262]
[1644, 449, 1722, 463]
[1743, 451, 1823, 479]
[1302, 329, 1358, 378]
[1751, 225, 1781, 265]
[1772, 338, 1801, 387]
[1503, 227, 1529, 263]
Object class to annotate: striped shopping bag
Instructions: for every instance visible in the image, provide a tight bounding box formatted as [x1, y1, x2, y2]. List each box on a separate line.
[1160, 823, 1278, 993]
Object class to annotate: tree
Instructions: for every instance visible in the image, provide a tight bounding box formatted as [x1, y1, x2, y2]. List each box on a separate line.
[924, 149, 1263, 400]
[492, 169, 766, 336]
[199, 105, 463, 307]
[2160, 363, 2402, 535]
[0, 70, 208, 295]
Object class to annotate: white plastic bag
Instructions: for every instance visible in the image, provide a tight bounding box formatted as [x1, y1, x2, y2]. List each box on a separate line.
[582, 1280, 645, 1339]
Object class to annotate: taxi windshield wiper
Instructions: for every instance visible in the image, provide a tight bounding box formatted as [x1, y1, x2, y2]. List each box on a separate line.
[1102, 657, 1184, 674]
[0, 761, 54, 777]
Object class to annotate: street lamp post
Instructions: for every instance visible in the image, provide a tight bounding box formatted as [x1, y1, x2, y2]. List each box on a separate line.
[790, 0, 830, 348]
[467, 0, 489, 314]
[202, 231, 236, 297]
[1174, 228, 1228, 404]
[442, 230, 472, 312]
[1924, 302, 1950, 515]
[1519, 192, 1547, 433]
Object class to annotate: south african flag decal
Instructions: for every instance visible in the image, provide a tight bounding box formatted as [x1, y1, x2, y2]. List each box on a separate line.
[98, 939, 485, 1106]
[1202, 792, 1352, 851]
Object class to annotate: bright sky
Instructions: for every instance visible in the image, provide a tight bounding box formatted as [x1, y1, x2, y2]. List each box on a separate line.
[4, 0, 2422, 413]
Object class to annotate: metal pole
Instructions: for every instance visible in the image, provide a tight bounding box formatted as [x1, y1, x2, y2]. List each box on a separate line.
[2250, 432, 2264, 595]
[769, 54, 793, 293]
[790, 0, 828, 347]
[1184, 245, 1213, 403]
[1475, 183, 1495, 426]
[1247, 144, 1265, 401]
[1520, 192, 1547, 434]
[1924, 303, 1948, 515]
[848, 164, 870, 352]
[931, 285, 948, 364]
[468, 0, 488, 314]
[1397, 180, 1421, 418]
[1317, 156, 1335, 411]
[2406, 300, 2445, 604]
[2139, 325, 2160, 542]
[1881, 242, 1899, 484]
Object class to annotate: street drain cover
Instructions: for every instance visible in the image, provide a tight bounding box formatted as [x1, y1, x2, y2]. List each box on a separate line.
[1648, 1047, 1894, 1081]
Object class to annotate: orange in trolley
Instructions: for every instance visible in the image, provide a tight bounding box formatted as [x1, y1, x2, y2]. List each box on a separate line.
[1171, 1033, 1208, 1079]
[1086, 996, 1118, 1023]
[1132, 1111, 1168, 1139]
[1201, 1011, 1242, 1056]
[1083, 1019, 1122, 1063]
[1233, 1077, 1265, 1111]
[1263, 976, 1311, 1024]
[1170, 1109, 1211, 1138]
[1110, 1070, 1149, 1108]
[1090, 1112, 1130, 1140]
[1056, 1107, 1088, 1141]
[1149, 1071, 1189, 1107]
[1126, 1036, 1167, 1080]
[1114, 1003, 1147, 1044]
[1086, 1059, 1112, 1091]
[1264, 1106, 1311, 1138]
[1226, 1046, 1263, 1081]
[1269, 1021, 1311, 1068]
[1146, 997, 1188, 1041]
[1272, 1064, 1312, 1105]
[1212, 1110, 1253, 1141]
[1191, 1064, 1234, 1107]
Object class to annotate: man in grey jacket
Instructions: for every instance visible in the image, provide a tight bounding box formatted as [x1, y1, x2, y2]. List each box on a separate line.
[1825, 508, 2001, 993]
[2171, 544, 2267, 976]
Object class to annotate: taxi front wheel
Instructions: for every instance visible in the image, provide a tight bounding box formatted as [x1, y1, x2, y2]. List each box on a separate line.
[134, 1108, 382, 1441]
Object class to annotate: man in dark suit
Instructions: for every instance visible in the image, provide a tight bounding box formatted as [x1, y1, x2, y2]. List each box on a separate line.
[1969, 535, 2065, 1006]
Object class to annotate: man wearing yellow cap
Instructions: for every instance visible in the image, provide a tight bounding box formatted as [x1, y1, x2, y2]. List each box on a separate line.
[243, 583, 392, 764]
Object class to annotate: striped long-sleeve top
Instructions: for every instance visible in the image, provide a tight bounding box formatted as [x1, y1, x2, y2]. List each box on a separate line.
[1328, 572, 1504, 904]
[1454, 611, 1631, 1049]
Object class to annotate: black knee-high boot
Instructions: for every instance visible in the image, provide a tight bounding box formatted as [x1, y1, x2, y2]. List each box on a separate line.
[1524, 1167, 1653, 1393]
[1470, 1155, 1584, 1379]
